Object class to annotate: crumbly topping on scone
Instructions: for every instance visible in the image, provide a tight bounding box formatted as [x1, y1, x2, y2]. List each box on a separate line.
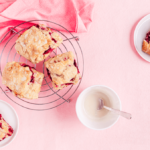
[2, 62, 44, 99]
[0, 114, 13, 141]
[45, 51, 81, 90]
[15, 24, 63, 64]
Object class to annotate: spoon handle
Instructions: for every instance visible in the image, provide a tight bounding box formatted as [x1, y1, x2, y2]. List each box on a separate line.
[103, 106, 132, 119]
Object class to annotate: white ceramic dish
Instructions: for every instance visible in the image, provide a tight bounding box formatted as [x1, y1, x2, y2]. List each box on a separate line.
[0, 100, 19, 148]
[134, 14, 150, 62]
[76, 85, 121, 130]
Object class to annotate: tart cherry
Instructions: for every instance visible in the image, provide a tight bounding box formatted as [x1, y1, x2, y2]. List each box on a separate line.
[7, 134, 11, 136]
[74, 60, 80, 73]
[21, 64, 35, 83]
[7, 87, 12, 92]
[52, 38, 57, 43]
[36, 24, 39, 28]
[70, 78, 75, 81]
[46, 69, 52, 80]
[43, 48, 54, 55]
[8, 127, 13, 133]
[41, 27, 45, 30]
[145, 31, 150, 43]
[65, 83, 73, 86]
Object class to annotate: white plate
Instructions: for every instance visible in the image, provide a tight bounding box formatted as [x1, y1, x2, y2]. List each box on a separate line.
[134, 14, 150, 62]
[0, 100, 19, 148]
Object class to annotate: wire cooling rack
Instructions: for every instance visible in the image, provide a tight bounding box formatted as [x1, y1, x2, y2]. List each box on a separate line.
[0, 20, 84, 111]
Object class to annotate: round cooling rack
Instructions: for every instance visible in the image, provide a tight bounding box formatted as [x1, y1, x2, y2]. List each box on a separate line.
[0, 20, 84, 111]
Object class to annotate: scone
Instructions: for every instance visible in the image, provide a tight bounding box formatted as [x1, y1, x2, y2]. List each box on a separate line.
[45, 51, 81, 90]
[0, 114, 13, 141]
[142, 31, 150, 54]
[2, 62, 44, 99]
[15, 24, 63, 64]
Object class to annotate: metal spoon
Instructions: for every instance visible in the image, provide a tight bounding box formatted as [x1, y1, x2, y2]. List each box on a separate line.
[98, 99, 132, 119]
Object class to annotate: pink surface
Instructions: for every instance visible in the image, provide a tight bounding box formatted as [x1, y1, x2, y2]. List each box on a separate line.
[0, 0, 150, 149]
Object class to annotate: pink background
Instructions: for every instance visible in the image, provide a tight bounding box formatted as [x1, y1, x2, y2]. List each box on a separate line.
[1, 0, 150, 149]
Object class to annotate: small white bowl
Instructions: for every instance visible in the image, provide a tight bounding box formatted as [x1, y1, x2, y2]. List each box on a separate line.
[134, 14, 150, 62]
[76, 85, 121, 130]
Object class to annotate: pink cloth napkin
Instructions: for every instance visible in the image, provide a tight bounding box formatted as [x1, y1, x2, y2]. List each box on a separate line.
[0, 0, 94, 41]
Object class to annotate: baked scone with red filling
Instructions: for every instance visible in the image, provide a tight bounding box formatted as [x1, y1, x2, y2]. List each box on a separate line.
[2, 62, 44, 99]
[142, 31, 150, 54]
[0, 114, 13, 141]
[45, 51, 81, 90]
[15, 24, 63, 64]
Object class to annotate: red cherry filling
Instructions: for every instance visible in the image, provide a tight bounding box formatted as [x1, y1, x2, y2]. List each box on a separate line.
[43, 48, 54, 55]
[0, 114, 1, 120]
[74, 59, 80, 73]
[35, 24, 39, 28]
[8, 127, 13, 134]
[52, 38, 57, 43]
[46, 69, 52, 80]
[7, 134, 11, 136]
[21, 64, 34, 83]
[7, 87, 12, 92]
[41, 27, 45, 30]
[0, 123, 2, 128]
[2, 136, 6, 140]
[35, 25, 45, 30]
[48, 32, 57, 43]
[145, 31, 150, 43]
[64, 83, 73, 86]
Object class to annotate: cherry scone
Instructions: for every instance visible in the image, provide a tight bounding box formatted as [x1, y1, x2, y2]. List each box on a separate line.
[0, 114, 13, 141]
[45, 51, 81, 90]
[15, 24, 63, 64]
[2, 62, 44, 99]
[142, 31, 150, 54]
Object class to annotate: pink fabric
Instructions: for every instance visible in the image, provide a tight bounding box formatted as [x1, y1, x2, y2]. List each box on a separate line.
[0, 0, 94, 40]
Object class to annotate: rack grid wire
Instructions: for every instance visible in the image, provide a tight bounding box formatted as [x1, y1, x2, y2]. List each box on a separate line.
[0, 20, 84, 111]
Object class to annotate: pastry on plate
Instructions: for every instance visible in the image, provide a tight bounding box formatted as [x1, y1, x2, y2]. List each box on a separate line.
[0, 114, 13, 141]
[15, 24, 63, 64]
[45, 51, 81, 90]
[142, 31, 150, 54]
[2, 62, 44, 99]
